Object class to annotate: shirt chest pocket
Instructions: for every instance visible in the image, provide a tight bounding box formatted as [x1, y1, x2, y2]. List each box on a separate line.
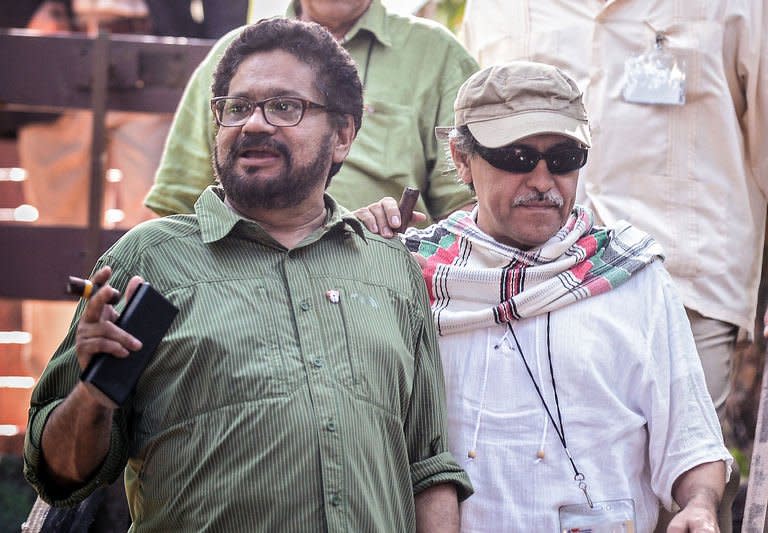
[346, 99, 423, 185]
[149, 281, 306, 415]
[649, 18, 725, 102]
[311, 281, 418, 415]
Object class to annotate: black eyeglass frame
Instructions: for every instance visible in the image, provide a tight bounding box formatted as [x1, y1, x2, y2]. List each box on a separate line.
[475, 143, 589, 175]
[210, 95, 329, 128]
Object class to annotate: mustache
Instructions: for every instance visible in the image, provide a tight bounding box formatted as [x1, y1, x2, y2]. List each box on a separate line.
[512, 190, 564, 207]
[233, 133, 290, 160]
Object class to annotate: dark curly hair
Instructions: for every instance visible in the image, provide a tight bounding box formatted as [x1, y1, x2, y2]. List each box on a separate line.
[212, 19, 364, 180]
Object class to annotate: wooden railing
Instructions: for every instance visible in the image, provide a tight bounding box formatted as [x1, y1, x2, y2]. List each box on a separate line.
[0, 29, 213, 452]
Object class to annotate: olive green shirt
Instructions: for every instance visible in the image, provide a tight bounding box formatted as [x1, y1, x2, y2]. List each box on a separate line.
[144, 0, 478, 222]
[25, 186, 472, 531]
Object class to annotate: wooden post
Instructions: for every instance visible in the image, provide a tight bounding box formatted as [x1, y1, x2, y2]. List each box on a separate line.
[742, 216, 768, 532]
[85, 30, 110, 272]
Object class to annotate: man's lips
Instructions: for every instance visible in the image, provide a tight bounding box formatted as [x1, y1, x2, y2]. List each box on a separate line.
[237, 147, 282, 165]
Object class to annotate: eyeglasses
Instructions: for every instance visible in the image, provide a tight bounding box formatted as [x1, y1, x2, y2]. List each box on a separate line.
[475, 143, 588, 175]
[210, 96, 328, 127]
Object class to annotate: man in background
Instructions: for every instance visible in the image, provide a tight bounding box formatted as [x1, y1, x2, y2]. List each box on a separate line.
[144, 0, 478, 222]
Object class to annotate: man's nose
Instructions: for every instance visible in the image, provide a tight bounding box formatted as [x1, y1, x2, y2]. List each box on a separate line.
[241, 107, 277, 134]
[524, 159, 555, 191]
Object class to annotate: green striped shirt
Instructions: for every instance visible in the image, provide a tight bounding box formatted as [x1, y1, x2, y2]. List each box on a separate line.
[24, 186, 472, 532]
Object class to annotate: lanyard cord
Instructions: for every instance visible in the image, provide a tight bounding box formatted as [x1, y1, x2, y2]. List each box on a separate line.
[507, 313, 594, 507]
[361, 33, 375, 89]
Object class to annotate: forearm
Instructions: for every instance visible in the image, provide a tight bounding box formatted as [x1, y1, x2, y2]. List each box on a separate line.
[41, 382, 114, 488]
[673, 461, 725, 509]
[415, 483, 460, 533]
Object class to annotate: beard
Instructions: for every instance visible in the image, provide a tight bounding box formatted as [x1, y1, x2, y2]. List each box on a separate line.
[214, 133, 334, 210]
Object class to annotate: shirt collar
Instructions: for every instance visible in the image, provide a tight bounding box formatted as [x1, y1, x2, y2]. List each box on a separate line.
[196, 186, 367, 245]
[287, 0, 393, 48]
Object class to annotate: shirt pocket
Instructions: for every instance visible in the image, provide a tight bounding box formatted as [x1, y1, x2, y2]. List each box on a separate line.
[346, 99, 424, 187]
[648, 18, 725, 102]
[323, 280, 417, 417]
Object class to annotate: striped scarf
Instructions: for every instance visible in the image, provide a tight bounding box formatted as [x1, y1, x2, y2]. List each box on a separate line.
[403, 205, 664, 336]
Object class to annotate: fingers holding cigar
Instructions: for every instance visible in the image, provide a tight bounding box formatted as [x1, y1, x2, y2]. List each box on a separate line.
[354, 187, 427, 238]
[72, 267, 144, 371]
[393, 187, 420, 233]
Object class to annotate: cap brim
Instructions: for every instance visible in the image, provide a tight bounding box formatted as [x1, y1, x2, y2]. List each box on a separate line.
[467, 111, 591, 148]
[435, 126, 452, 140]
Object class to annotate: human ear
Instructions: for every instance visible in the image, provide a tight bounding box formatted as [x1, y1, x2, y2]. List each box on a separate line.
[332, 115, 356, 164]
[450, 140, 473, 186]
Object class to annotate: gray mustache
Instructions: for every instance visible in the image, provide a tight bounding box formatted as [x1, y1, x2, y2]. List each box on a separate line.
[512, 190, 564, 207]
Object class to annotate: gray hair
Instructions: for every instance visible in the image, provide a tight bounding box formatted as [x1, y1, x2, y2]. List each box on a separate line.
[441, 125, 478, 192]
[448, 125, 478, 155]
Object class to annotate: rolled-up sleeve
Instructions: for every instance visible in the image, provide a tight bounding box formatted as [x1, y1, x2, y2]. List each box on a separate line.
[405, 260, 473, 501]
[23, 284, 130, 506]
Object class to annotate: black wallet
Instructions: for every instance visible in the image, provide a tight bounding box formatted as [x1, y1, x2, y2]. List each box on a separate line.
[80, 282, 178, 407]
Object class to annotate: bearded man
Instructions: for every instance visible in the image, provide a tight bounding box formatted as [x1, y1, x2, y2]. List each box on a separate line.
[23, 18, 472, 532]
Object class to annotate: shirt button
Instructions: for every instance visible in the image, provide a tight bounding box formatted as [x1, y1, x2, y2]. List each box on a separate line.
[300, 300, 311, 311]
[326, 421, 336, 432]
[330, 494, 342, 507]
[311, 357, 324, 368]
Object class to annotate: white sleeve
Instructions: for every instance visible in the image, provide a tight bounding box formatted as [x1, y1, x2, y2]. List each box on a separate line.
[640, 263, 732, 510]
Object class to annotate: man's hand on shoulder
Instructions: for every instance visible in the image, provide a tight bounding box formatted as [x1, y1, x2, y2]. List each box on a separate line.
[353, 197, 426, 238]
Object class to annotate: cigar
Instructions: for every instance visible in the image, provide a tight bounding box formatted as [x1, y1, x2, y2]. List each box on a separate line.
[67, 276, 120, 305]
[395, 187, 420, 232]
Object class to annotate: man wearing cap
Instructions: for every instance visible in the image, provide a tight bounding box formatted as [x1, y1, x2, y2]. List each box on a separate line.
[356, 61, 731, 532]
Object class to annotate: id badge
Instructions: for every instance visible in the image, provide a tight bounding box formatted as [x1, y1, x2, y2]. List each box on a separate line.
[559, 498, 636, 533]
[622, 41, 686, 106]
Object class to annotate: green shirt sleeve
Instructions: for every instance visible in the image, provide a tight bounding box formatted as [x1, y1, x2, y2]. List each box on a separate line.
[421, 33, 478, 219]
[23, 260, 135, 506]
[404, 258, 474, 500]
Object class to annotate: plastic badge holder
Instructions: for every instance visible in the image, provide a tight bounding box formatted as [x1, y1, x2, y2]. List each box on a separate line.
[622, 41, 686, 106]
[559, 498, 636, 533]
[80, 282, 178, 407]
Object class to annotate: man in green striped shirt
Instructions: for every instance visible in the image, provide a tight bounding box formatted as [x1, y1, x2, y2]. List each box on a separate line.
[24, 18, 472, 531]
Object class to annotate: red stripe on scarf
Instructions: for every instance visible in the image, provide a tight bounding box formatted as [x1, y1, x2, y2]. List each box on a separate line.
[422, 239, 462, 304]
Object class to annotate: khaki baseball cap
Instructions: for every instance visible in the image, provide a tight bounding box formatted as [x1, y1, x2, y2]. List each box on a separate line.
[436, 61, 591, 148]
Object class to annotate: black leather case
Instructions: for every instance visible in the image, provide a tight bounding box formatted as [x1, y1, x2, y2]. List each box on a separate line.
[80, 282, 178, 407]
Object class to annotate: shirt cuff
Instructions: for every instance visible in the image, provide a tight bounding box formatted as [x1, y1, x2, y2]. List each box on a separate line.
[24, 401, 127, 507]
[411, 451, 474, 502]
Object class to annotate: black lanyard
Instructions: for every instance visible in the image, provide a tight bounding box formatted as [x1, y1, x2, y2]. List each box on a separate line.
[361, 33, 375, 89]
[507, 313, 594, 507]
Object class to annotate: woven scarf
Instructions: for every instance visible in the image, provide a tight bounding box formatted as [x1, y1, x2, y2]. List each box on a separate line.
[403, 205, 664, 336]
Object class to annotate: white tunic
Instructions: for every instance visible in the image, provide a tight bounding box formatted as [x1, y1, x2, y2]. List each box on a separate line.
[439, 261, 731, 532]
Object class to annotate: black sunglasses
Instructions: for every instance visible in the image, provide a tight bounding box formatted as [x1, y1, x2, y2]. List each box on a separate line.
[475, 143, 588, 175]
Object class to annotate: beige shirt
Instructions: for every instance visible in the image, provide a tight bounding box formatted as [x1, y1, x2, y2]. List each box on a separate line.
[461, 0, 768, 336]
